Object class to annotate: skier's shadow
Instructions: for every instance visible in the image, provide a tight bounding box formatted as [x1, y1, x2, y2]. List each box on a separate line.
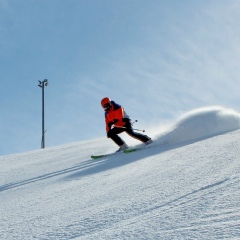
[64, 140, 195, 181]
[65, 130, 233, 181]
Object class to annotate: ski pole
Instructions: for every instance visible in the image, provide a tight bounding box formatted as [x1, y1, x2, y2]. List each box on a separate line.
[114, 125, 145, 132]
[133, 128, 145, 132]
[131, 120, 138, 125]
[131, 120, 145, 132]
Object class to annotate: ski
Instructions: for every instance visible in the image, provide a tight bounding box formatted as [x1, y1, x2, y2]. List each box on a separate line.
[91, 142, 154, 159]
[123, 148, 139, 153]
[91, 153, 114, 159]
[91, 151, 122, 159]
[123, 142, 156, 154]
[123, 146, 152, 154]
[92, 147, 146, 159]
[91, 154, 109, 159]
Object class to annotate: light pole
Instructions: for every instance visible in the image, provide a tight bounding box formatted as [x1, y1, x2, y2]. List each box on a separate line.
[38, 79, 48, 149]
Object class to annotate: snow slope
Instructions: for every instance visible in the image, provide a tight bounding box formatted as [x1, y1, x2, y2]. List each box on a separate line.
[1, 106, 240, 240]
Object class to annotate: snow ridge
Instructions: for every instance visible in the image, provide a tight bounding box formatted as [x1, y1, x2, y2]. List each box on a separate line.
[1, 106, 240, 240]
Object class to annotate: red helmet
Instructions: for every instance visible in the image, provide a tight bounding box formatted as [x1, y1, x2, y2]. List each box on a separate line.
[101, 97, 111, 107]
[101, 97, 112, 111]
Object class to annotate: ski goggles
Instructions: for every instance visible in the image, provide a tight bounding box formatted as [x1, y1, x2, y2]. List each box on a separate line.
[103, 103, 111, 111]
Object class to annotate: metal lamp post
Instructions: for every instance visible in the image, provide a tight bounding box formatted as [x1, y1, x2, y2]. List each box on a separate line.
[38, 79, 48, 149]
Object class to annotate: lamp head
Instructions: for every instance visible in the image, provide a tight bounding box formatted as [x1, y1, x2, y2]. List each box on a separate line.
[44, 79, 48, 86]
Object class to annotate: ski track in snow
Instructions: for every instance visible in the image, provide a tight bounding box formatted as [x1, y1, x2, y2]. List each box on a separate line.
[1, 106, 240, 240]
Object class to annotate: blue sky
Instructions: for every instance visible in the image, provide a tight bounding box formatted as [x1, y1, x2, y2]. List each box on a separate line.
[1, 0, 240, 156]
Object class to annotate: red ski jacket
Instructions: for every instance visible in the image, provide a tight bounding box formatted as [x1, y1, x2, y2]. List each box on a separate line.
[104, 101, 130, 132]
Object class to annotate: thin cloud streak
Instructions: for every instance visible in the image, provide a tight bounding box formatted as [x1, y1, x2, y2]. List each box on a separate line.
[1, 1, 240, 155]
[48, 0, 240, 149]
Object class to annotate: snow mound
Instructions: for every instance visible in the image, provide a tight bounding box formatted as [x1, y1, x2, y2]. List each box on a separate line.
[156, 106, 240, 145]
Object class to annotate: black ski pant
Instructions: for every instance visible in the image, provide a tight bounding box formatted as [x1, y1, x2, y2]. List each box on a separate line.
[107, 126, 150, 146]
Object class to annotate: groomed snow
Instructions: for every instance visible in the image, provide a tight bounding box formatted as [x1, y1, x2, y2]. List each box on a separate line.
[1, 106, 240, 240]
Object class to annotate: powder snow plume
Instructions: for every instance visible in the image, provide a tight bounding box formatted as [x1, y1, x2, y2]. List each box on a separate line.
[154, 106, 240, 145]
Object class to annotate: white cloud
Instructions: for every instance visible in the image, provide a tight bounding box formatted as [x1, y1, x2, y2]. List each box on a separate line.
[2, 0, 240, 155]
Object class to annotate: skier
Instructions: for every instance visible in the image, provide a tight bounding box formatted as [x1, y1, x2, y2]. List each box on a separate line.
[101, 97, 153, 152]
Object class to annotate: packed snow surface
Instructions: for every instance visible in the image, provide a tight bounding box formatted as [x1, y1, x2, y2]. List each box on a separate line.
[1, 106, 240, 239]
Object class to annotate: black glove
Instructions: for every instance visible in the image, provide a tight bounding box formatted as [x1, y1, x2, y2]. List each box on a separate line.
[122, 118, 132, 129]
[108, 122, 114, 129]
[108, 119, 118, 130]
